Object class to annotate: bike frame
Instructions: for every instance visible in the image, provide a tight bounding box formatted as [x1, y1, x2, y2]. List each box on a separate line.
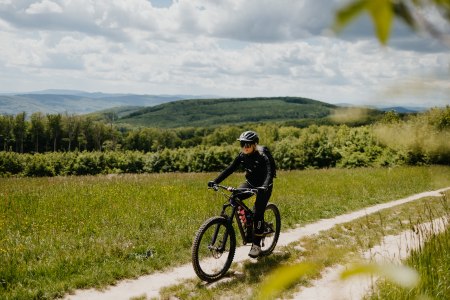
[212, 185, 257, 245]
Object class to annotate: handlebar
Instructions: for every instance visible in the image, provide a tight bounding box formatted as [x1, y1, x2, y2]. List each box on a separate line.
[209, 184, 258, 195]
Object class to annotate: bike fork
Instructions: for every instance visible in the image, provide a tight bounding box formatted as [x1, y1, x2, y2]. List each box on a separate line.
[210, 222, 229, 252]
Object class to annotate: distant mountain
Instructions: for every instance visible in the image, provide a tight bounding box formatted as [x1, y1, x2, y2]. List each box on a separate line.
[377, 106, 428, 113]
[336, 103, 429, 113]
[117, 97, 342, 128]
[0, 90, 207, 115]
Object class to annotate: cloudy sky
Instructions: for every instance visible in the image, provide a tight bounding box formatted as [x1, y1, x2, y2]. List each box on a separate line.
[0, 0, 449, 107]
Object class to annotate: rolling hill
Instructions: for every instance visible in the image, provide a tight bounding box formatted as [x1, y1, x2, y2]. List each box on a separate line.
[1, 91, 390, 128]
[117, 97, 343, 128]
[0, 90, 202, 115]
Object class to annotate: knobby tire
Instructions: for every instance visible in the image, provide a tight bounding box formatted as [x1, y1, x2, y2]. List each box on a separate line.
[191, 216, 236, 282]
[260, 202, 281, 256]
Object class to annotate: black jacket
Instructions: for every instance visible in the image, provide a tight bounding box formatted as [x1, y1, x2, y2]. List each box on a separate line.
[214, 146, 274, 187]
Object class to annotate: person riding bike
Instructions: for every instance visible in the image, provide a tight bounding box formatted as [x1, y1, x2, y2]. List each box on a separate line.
[208, 130, 276, 258]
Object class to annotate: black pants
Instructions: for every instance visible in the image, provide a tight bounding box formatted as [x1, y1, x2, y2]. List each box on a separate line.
[235, 182, 273, 246]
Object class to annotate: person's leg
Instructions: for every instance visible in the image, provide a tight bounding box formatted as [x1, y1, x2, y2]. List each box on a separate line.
[252, 186, 273, 246]
[234, 182, 253, 201]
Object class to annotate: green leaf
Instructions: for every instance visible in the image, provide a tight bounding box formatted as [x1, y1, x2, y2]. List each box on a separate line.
[258, 262, 317, 300]
[334, 0, 398, 45]
[334, 0, 369, 32]
[368, 0, 394, 44]
[340, 262, 420, 289]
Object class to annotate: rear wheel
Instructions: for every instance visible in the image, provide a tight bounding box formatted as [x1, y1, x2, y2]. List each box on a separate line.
[192, 216, 236, 282]
[260, 203, 281, 256]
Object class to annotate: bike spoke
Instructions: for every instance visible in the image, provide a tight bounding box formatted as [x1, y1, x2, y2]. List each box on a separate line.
[192, 217, 236, 281]
[260, 204, 281, 255]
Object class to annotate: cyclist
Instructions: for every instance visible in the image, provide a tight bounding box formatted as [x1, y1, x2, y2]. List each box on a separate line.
[208, 130, 276, 258]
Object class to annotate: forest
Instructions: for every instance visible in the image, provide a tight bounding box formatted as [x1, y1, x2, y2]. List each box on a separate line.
[0, 106, 449, 177]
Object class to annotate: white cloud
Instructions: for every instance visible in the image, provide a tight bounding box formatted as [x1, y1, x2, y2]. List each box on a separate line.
[0, 0, 448, 107]
[26, 0, 63, 14]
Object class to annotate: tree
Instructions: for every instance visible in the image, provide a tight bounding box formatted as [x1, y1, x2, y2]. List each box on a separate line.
[62, 113, 80, 151]
[30, 112, 46, 153]
[104, 112, 118, 129]
[92, 121, 108, 151]
[78, 117, 94, 151]
[104, 112, 118, 149]
[204, 126, 242, 146]
[47, 114, 62, 152]
[335, 0, 450, 45]
[0, 115, 14, 151]
[157, 129, 182, 150]
[380, 110, 401, 124]
[13, 112, 27, 153]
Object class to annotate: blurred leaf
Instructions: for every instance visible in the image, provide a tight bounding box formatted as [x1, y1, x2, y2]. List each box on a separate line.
[334, 0, 393, 44]
[335, 0, 450, 46]
[340, 262, 420, 289]
[258, 262, 317, 300]
[393, 2, 417, 29]
[334, 0, 369, 32]
[368, 0, 394, 44]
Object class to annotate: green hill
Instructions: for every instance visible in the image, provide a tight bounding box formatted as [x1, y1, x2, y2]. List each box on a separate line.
[85, 106, 144, 122]
[0, 91, 192, 115]
[118, 97, 340, 128]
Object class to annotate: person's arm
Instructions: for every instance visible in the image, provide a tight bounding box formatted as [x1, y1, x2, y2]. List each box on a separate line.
[261, 153, 273, 188]
[213, 153, 241, 184]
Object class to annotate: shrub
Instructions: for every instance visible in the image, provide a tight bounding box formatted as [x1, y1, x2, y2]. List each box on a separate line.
[0, 152, 23, 176]
[23, 153, 55, 177]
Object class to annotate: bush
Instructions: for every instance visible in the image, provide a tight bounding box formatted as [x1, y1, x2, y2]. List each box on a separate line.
[0, 152, 23, 176]
[73, 152, 104, 175]
[23, 153, 55, 177]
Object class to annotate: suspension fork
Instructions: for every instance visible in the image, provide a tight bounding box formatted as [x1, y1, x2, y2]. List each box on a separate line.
[210, 203, 235, 251]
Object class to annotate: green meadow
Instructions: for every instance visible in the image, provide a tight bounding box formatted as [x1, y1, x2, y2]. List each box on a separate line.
[1, 166, 450, 299]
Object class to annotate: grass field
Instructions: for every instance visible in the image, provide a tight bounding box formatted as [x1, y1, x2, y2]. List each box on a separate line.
[1, 166, 450, 299]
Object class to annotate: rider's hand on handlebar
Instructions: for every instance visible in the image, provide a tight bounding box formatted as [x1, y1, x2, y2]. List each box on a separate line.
[207, 181, 216, 188]
[258, 186, 268, 192]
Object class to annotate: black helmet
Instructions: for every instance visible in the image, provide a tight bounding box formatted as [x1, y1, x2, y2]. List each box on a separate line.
[237, 131, 259, 143]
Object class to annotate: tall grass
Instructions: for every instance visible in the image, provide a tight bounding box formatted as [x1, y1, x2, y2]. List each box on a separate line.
[1, 166, 450, 299]
[368, 196, 450, 300]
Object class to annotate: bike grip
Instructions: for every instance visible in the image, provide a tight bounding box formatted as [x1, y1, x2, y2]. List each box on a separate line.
[207, 180, 216, 188]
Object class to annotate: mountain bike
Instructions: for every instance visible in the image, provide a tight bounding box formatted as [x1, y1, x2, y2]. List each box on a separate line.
[191, 184, 281, 282]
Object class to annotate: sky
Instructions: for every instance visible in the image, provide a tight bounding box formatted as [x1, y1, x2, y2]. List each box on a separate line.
[0, 0, 449, 107]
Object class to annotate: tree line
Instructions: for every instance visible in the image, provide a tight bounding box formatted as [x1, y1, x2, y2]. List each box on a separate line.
[0, 112, 211, 153]
[0, 107, 382, 154]
[0, 107, 449, 177]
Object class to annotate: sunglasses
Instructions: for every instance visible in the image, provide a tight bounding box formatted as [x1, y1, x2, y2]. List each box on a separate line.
[240, 141, 254, 148]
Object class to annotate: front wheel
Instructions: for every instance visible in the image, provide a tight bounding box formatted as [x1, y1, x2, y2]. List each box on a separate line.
[260, 203, 281, 256]
[192, 216, 236, 282]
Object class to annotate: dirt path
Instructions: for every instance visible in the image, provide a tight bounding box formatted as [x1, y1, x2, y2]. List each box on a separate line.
[65, 187, 449, 300]
[291, 216, 449, 300]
